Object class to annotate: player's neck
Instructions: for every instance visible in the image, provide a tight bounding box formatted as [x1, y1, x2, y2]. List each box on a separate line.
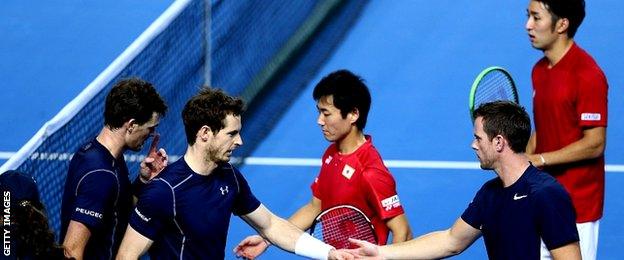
[495, 153, 531, 187]
[97, 126, 126, 159]
[184, 145, 218, 176]
[335, 130, 366, 155]
[544, 38, 574, 68]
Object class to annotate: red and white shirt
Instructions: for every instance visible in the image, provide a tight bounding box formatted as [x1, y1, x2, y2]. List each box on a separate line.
[311, 136, 404, 244]
[532, 43, 608, 222]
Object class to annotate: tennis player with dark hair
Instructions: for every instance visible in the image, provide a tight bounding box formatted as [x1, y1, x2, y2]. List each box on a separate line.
[236, 69, 411, 258]
[1, 170, 68, 259]
[61, 78, 168, 260]
[346, 101, 580, 260]
[525, 1, 607, 259]
[116, 88, 352, 260]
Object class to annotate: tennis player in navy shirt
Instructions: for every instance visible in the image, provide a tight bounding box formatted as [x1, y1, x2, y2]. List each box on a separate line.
[61, 78, 168, 260]
[116, 88, 352, 260]
[346, 101, 580, 260]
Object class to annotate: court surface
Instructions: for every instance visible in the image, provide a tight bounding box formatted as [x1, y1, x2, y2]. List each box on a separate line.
[227, 1, 624, 259]
[1, 1, 622, 259]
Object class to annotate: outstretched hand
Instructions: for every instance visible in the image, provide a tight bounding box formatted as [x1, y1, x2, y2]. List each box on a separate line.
[329, 249, 355, 260]
[234, 235, 270, 259]
[343, 238, 383, 260]
[140, 148, 168, 181]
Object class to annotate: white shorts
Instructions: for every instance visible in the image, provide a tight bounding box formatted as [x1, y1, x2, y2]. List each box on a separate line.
[540, 220, 599, 260]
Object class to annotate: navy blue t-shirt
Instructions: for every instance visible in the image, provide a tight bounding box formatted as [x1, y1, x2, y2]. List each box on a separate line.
[60, 139, 132, 260]
[461, 165, 579, 259]
[129, 158, 261, 259]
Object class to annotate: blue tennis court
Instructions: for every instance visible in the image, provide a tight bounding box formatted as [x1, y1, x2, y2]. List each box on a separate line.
[1, 1, 622, 259]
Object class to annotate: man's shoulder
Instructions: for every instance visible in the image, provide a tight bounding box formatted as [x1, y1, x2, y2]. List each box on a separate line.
[532, 56, 550, 71]
[356, 141, 386, 167]
[525, 169, 567, 197]
[70, 140, 114, 171]
[153, 159, 193, 185]
[481, 177, 503, 191]
[569, 44, 605, 76]
[323, 143, 338, 156]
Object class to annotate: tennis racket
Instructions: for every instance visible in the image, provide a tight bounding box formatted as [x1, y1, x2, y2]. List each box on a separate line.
[309, 205, 377, 249]
[468, 66, 519, 120]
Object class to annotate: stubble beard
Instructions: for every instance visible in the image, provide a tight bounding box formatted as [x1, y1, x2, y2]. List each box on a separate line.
[206, 146, 228, 164]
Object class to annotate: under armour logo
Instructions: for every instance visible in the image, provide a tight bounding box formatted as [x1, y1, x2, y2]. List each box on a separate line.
[220, 186, 229, 195]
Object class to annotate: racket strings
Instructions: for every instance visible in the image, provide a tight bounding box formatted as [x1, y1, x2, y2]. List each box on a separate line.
[474, 71, 516, 108]
[311, 207, 376, 249]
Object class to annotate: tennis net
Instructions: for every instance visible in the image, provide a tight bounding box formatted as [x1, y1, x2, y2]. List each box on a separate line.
[0, 0, 367, 237]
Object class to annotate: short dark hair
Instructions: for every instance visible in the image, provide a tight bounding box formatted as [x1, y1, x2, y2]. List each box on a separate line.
[473, 101, 531, 153]
[312, 70, 371, 130]
[182, 87, 244, 145]
[104, 78, 167, 128]
[536, 0, 585, 38]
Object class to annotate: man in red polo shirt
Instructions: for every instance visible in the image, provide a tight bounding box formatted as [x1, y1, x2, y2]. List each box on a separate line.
[525, 1, 608, 259]
[235, 70, 412, 258]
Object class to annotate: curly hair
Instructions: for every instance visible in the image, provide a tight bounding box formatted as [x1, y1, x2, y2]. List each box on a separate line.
[182, 87, 244, 145]
[12, 200, 67, 259]
[104, 78, 168, 129]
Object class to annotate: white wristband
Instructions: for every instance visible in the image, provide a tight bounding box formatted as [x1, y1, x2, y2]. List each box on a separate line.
[294, 233, 334, 260]
[539, 154, 547, 166]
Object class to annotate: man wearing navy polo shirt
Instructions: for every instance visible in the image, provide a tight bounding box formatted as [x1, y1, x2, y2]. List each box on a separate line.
[116, 88, 351, 260]
[61, 78, 168, 260]
[347, 101, 580, 260]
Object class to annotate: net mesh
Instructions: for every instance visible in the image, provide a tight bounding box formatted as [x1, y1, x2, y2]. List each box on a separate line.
[220, 0, 369, 158]
[10, 0, 207, 237]
[2, 0, 366, 240]
[311, 206, 377, 249]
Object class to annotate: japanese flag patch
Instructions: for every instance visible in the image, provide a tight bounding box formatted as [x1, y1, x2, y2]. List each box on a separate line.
[342, 164, 355, 179]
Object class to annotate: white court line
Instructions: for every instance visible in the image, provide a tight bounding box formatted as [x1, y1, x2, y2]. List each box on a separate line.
[0, 151, 180, 164]
[1, 152, 623, 173]
[0, 152, 15, 159]
[243, 157, 624, 173]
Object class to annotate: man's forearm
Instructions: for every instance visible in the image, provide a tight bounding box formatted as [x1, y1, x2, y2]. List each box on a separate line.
[288, 199, 321, 231]
[528, 127, 605, 167]
[391, 230, 413, 244]
[63, 221, 91, 260]
[387, 214, 413, 243]
[261, 215, 302, 251]
[381, 230, 461, 259]
[116, 226, 153, 260]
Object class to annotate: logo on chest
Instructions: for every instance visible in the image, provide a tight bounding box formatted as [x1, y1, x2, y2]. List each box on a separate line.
[513, 193, 528, 200]
[325, 156, 333, 165]
[341, 164, 355, 179]
[220, 186, 229, 195]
